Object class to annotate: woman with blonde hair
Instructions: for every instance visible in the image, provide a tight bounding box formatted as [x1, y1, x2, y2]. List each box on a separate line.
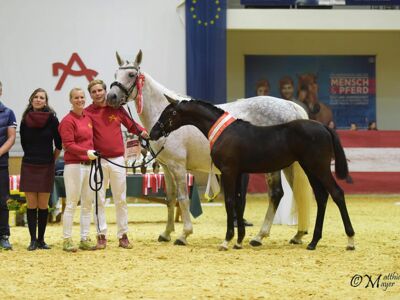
[20, 88, 62, 250]
[58, 87, 98, 252]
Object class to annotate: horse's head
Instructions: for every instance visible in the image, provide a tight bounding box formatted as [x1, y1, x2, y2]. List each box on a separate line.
[297, 73, 320, 115]
[107, 50, 143, 108]
[150, 95, 184, 141]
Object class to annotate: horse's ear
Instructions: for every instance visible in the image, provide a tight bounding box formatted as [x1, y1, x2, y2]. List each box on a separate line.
[116, 52, 123, 66]
[134, 49, 143, 66]
[164, 94, 179, 106]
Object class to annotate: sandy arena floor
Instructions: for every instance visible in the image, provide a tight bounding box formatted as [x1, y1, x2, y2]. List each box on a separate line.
[0, 195, 399, 299]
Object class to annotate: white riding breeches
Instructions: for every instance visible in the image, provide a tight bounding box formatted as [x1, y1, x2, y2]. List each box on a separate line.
[273, 170, 298, 225]
[93, 156, 129, 239]
[63, 164, 94, 240]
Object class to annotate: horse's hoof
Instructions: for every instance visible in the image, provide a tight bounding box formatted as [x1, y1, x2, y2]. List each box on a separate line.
[218, 245, 228, 251]
[346, 245, 355, 251]
[249, 240, 262, 247]
[174, 239, 186, 246]
[158, 235, 170, 242]
[306, 243, 316, 250]
[233, 244, 243, 250]
[289, 238, 303, 245]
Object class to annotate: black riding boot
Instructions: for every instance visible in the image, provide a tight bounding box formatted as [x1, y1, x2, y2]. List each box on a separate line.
[27, 208, 38, 251]
[37, 209, 50, 249]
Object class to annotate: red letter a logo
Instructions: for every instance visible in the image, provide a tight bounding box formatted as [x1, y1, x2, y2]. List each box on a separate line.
[53, 53, 98, 90]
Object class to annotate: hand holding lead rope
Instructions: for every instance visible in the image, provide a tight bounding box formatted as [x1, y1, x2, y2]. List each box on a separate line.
[140, 130, 149, 139]
[87, 150, 99, 160]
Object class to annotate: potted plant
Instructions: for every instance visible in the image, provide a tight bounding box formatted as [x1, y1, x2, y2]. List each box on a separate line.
[7, 199, 27, 226]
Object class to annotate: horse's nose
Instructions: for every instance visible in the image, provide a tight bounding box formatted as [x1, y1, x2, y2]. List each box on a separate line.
[149, 129, 158, 141]
[106, 92, 118, 107]
[107, 92, 117, 102]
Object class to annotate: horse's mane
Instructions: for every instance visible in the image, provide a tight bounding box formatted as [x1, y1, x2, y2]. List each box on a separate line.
[188, 99, 225, 115]
[142, 71, 191, 101]
[187, 99, 253, 126]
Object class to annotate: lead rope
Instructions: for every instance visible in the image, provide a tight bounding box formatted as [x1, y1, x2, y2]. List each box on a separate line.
[88, 74, 165, 235]
[89, 154, 103, 234]
[125, 104, 163, 161]
[88, 144, 164, 235]
[97, 151, 163, 170]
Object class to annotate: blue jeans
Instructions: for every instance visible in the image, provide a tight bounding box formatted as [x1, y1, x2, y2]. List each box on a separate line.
[0, 167, 10, 236]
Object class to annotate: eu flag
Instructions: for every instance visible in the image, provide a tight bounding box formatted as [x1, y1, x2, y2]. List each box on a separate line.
[186, 0, 227, 104]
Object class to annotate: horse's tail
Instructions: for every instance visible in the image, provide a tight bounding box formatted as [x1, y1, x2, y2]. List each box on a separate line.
[326, 126, 349, 180]
[289, 162, 312, 232]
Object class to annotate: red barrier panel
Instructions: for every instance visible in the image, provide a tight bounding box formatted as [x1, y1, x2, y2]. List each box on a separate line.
[247, 130, 400, 194]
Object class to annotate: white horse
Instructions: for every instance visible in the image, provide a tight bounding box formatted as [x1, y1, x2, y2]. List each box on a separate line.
[107, 50, 313, 247]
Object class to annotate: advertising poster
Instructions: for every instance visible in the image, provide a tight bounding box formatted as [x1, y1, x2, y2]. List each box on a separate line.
[245, 55, 376, 129]
[346, 0, 400, 4]
[241, 0, 399, 5]
[241, 0, 345, 5]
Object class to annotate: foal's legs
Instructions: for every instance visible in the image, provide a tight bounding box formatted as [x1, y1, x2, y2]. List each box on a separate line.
[233, 174, 246, 249]
[321, 175, 355, 250]
[158, 165, 177, 242]
[219, 172, 238, 251]
[233, 173, 249, 223]
[250, 171, 283, 247]
[304, 174, 329, 250]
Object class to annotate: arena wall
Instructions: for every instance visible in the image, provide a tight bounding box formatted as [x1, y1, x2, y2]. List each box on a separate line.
[0, 0, 186, 124]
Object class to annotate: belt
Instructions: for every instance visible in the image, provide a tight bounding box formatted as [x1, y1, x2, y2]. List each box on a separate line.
[80, 161, 91, 165]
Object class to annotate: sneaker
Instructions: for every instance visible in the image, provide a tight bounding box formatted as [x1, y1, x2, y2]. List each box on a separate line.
[0, 235, 12, 250]
[27, 240, 38, 251]
[63, 238, 77, 252]
[96, 234, 107, 250]
[79, 239, 96, 251]
[119, 234, 133, 249]
[37, 240, 51, 250]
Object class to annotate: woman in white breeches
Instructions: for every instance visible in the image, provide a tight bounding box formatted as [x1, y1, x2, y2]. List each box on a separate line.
[58, 88, 99, 252]
[63, 163, 94, 239]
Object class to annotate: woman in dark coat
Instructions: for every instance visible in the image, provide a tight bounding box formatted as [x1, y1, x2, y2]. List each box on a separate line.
[20, 88, 62, 250]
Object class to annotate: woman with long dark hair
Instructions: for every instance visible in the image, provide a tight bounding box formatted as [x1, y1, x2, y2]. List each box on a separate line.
[20, 88, 62, 250]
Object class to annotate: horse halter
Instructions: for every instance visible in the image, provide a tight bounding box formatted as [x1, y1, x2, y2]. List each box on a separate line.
[156, 110, 177, 138]
[110, 65, 140, 105]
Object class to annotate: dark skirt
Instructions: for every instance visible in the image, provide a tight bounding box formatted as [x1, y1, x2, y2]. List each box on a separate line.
[20, 162, 55, 193]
